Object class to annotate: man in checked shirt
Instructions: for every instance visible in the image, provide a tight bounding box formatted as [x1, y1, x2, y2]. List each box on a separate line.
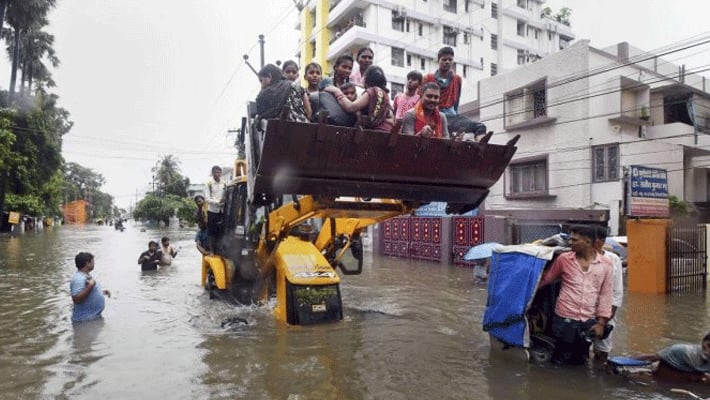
[539, 225, 614, 365]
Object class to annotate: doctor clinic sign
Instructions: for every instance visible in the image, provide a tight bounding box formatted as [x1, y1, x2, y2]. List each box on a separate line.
[627, 165, 670, 217]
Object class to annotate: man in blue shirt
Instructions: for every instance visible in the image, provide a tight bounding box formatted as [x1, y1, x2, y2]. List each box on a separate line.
[70, 252, 111, 323]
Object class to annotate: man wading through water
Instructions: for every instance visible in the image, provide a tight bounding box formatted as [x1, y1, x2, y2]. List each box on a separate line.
[538, 225, 613, 364]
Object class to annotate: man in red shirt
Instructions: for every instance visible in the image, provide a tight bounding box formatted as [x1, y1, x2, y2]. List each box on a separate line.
[422, 46, 462, 116]
[539, 225, 613, 364]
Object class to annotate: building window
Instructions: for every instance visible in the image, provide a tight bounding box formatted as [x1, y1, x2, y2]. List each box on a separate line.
[517, 49, 526, 65]
[443, 25, 458, 46]
[548, 31, 553, 40]
[391, 82, 404, 100]
[392, 10, 405, 32]
[462, 64, 468, 78]
[532, 86, 546, 118]
[517, 0, 526, 8]
[534, 29, 539, 39]
[504, 78, 549, 127]
[480, 57, 484, 69]
[406, 20, 411, 32]
[465, 0, 471, 12]
[517, 20, 525, 36]
[491, 2, 498, 18]
[508, 156, 548, 196]
[443, 0, 457, 13]
[311, 41, 316, 58]
[420, 57, 426, 70]
[406, 54, 412, 67]
[392, 47, 405, 67]
[592, 144, 620, 182]
[418, 23, 423, 36]
[463, 32, 470, 44]
[491, 34, 498, 50]
[491, 62, 497, 76]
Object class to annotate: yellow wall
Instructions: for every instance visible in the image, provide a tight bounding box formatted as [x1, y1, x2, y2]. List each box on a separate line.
[299, 0, 331, 80]
[627, 219, 671, 293]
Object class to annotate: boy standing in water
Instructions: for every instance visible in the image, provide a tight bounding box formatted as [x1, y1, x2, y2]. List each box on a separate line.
[423, 46, 462, 116]
[393, 70, 422, 122]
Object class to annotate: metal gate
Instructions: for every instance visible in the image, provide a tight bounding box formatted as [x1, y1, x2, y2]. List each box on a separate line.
[513, 224, 561, 245]
[667, 225, 707, 293]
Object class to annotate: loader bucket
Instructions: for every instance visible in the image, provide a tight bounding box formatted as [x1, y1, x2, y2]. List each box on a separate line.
[252, 119, 518, 212]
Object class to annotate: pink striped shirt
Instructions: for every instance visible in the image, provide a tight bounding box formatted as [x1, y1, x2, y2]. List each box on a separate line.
[540, 251, 613, 320]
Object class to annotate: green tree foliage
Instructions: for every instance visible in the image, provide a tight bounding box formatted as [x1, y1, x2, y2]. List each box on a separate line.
[133, 193, 196, 226]
[0, 0, 71, 223]
[154, 154, 189, 197]
[62, 161, 105, 201]
[5, 191, 43, 215]
[0, 108, 17, 171]
[90, 191, 115, 220]
[669, 195, 697, 217]
[5, 0, 57, 96]
[555, 7, 572, 26]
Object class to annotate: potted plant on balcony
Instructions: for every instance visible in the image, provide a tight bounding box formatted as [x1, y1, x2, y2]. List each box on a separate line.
[640, 106, 650, 121]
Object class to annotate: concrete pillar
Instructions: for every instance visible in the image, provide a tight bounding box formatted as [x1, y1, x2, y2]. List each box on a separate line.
[627, 218, 671, 293]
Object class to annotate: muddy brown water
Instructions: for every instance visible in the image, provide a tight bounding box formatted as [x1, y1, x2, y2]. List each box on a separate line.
[1, 223, 709, 399]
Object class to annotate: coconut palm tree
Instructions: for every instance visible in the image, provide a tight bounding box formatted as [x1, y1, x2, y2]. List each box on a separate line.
[4, 0, 56, 98]
[19, 28, 59, 93]
[155, 155, 188, 197]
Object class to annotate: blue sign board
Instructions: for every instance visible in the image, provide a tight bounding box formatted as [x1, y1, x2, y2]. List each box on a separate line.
[628, 165, 669, 217]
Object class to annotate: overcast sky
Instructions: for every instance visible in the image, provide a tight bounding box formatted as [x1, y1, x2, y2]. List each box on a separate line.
[3, 1, 709, 209]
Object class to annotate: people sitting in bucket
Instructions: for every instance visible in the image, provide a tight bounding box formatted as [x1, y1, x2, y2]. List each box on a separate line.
[138, 240, 162, 271]
[401, 82, 450, 139]
[630, 331, 710, 383]
[538, 225, 614, 365]
[159, 236, 178, 266]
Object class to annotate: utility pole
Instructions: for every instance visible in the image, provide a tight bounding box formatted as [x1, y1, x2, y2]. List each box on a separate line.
[258, 34, 265, 69]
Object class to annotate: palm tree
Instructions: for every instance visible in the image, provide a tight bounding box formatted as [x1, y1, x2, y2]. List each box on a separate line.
[155, 155, 185, 197]
[19, 28, 59, 93]
[4, 0, 56, 99]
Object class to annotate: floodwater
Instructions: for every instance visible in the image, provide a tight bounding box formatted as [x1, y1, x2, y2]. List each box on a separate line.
[1, 224, 710, 400]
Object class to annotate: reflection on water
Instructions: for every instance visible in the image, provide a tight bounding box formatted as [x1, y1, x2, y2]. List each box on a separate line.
[0, 224, 709, 399]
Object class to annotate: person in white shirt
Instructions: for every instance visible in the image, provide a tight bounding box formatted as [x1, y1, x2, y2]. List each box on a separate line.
[593, 225, 624, 362]
[205, 165, 226, 254]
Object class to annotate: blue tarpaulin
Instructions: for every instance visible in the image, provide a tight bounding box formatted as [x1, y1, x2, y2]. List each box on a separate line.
[482, 247, 550, 347]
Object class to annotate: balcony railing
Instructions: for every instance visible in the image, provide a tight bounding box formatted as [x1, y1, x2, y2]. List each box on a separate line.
[330, 16, 365, 44]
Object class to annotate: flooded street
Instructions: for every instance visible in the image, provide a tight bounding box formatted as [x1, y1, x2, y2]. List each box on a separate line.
[2, 224, 710, 399]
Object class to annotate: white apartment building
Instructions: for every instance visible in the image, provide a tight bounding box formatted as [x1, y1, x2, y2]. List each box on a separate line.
[470, 40, 710, 236]
[296, 0, 575, 104]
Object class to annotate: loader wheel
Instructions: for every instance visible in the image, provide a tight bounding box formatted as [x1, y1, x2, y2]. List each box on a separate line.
[206, 269, 217, 300]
